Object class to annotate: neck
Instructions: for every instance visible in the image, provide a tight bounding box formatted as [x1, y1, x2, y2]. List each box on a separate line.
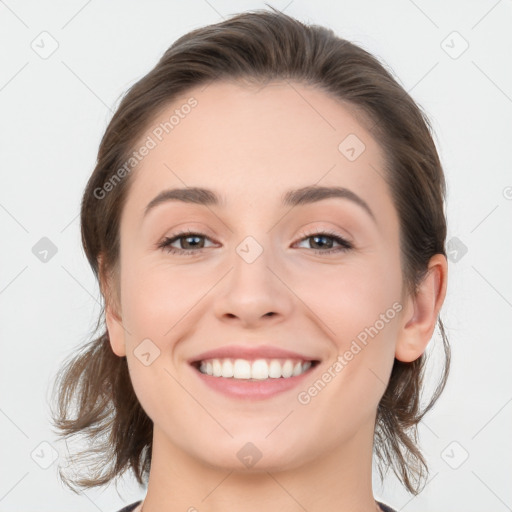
[140, 419, 381, 512]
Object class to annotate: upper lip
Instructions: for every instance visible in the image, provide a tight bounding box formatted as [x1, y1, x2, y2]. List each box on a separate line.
[188, 344, 321, 364]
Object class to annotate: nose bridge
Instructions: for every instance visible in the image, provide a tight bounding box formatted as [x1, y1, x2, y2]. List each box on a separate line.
[213, 231, 292, 325]
[236, 233, 274, 280]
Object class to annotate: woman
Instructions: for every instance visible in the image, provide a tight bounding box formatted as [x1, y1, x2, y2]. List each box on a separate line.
[51, 8, 450, 512]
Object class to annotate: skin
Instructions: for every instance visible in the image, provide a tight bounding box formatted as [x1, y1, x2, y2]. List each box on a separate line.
[103, 80, 448, 512]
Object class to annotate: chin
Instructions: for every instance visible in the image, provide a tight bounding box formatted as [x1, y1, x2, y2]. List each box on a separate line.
[190, 438, 311, 473]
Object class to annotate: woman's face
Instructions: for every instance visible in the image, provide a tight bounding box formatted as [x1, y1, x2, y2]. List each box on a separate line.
[107, 80, 410, 471]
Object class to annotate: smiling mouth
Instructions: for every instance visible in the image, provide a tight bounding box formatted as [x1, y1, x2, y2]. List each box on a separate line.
[191, 357, 320, 380]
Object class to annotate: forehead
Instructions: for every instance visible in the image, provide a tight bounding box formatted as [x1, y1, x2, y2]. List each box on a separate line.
[124, 80, 395, 229]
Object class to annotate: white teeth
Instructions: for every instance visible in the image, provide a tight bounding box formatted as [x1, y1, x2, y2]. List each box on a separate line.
[198, 358, 313, 379]
[221, 359, 233, 378]
[233, 359, 251, 379]
[268, 359, 282, 378]
[212, 359, 222, 377]
[281, 360, 293, 378]
[251, 359, 269, 380]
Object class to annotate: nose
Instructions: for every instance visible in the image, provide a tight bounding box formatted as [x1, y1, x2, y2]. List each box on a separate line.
[213, 240, 293, 328]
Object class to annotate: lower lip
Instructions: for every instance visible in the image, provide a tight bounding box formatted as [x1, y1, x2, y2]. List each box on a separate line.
[191, 364, 317, 400]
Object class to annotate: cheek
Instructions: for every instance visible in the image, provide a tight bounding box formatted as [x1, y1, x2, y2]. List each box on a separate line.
[120, 255, 195, 336]
[298, 257, 401, 403]
[119, 256, 196, 419]
[296, 257, 402, 343]
[304, 286, 400, 432]
[324, 288, 399, 383]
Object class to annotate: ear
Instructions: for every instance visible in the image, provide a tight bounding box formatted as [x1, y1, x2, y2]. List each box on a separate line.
[98, 254, 126, 358]
[395, 254, 448, 362]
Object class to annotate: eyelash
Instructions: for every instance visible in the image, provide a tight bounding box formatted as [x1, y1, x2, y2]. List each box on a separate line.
[156, 228, 353, 256]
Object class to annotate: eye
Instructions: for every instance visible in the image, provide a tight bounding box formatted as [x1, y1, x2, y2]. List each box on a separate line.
[156, 229, 216, 256]
[294, 229, 353, 255]
[157, 228, 353, 256]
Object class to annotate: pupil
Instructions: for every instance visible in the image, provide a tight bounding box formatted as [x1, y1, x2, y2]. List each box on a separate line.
[312, 235, 331, 249]
[184, 235, 202, 249]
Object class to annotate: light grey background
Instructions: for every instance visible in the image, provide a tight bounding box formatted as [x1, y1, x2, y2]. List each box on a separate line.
[1, 1, 511, 511]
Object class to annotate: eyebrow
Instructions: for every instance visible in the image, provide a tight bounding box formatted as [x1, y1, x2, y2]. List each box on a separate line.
[143, 185, 376, 224]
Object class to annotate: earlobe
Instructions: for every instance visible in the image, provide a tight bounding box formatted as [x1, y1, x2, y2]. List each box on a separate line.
[395, 254, 448, 363]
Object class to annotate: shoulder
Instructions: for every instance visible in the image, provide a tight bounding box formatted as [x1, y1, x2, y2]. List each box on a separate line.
[377, 502, 397, 512]
[115, 499, 393, 512]
[113, 500, 142, 512]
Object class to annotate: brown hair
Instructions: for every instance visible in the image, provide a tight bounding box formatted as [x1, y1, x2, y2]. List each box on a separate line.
[50, 7, 450, 496]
